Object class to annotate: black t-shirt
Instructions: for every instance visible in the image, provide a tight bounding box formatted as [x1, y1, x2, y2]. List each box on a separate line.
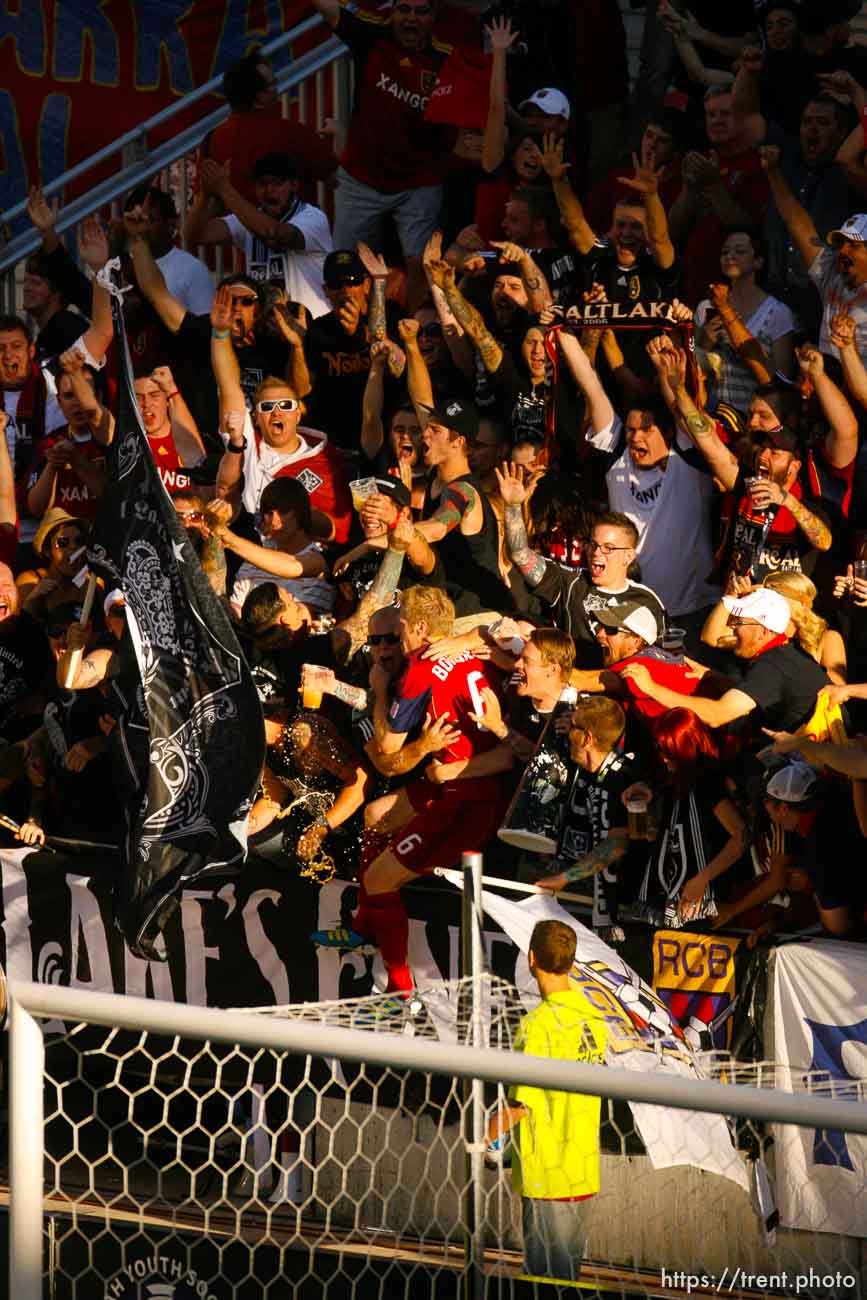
[256, 631, 338, 716]
[423, 472, 515, 612]
[532, 563, 666, 668]
[528, 246, 579, 305]
[738, 641, 829, 733]
[0, 615, 53, 738]
[35, 311, 87, 369]
[304, 304, 403, 450]
[176, 313, 290, 432]
[721, 470, 831, 586]
[573, 242, 680, 306]
[487, 350, 551, 444]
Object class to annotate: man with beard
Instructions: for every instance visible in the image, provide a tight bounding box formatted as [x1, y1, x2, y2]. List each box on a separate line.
[303, 250, 403, 451]
[185, 152, 332, 320]
[662, 345, 833, 584]
[760, 144, 867, 358]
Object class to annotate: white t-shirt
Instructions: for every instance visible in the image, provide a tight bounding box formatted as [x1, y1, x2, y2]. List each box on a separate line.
[694, 294, 796, 411]
[224, 201, 332, 319]
[230, 541, 334, 614]
[587, 416, 720, 616]
[156, 246, 215, 316]
[809, 245, 867, 359]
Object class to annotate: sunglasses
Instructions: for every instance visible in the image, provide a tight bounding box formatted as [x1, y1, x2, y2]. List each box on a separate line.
[229, 294, 259, 307]
[368, 633, 400, 646]
[256, 398, 299, 413]
[53, 534, 85, 551]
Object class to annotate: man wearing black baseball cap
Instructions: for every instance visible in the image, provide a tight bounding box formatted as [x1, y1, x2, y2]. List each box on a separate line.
[361, 396, 514, 612]
[664, 356, 832, 587]
[304, 250, 402, 450]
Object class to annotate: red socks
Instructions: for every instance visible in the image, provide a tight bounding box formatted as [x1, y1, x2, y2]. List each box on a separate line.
[365, 891, 412, 993]
[353, 830, 387, 938]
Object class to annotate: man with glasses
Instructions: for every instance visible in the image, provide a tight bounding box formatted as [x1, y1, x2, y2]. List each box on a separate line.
[619, 588, 830, 735]
[497, 463, 665, 666]
[312, 0, 457, 298]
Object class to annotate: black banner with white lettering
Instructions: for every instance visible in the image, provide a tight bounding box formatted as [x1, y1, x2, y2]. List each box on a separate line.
[85, 293, 265, 961]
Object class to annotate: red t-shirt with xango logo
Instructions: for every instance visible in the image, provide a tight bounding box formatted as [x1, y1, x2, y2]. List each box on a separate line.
[146, 431, 192, 496]
[336, 6, 458, 192]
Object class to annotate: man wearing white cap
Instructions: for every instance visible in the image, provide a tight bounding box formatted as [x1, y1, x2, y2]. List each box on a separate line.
[518, 88, 571, 141]
[758, 145, 867, 357]
[620, 588, 829, 734]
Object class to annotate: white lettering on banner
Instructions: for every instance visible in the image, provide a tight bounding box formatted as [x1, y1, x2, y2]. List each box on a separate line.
[374, 71, 430, 111]
[1, 848, 34, 985]
[123, 940, 175, 1002]
[68, 873, 114, 994]
[242, 889, 291, 1005]
[182, 892, 222, 1006]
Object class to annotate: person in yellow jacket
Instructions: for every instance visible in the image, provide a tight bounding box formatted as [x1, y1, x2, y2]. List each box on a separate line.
[486, 918, 607, 1284]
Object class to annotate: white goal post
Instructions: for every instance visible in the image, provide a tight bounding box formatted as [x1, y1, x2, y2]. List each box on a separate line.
[9, 978, 867, 1299]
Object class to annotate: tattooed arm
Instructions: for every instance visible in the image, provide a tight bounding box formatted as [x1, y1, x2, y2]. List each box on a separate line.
[415, 480, 477, 543]
[662, 347, 739, 490]
[503, 503, 548, 586]
[490, 243, 553, 313]
[781, 490, 832, 551]
[536, 830, 627, 891]
[429, 259, 503, 374]
[332, 544, 405, 663]
[198, 533, 228, 597]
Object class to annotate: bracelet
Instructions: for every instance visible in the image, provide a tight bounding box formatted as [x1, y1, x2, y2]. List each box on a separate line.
[225, 437, 247, 454]
[212, 328, 231, 339]
[166, 390, 179, 401]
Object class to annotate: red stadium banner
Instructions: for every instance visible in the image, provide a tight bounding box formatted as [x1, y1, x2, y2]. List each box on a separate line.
[0, 0, 314, 215]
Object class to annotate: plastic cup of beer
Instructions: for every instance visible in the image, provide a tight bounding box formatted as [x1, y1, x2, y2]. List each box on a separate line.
[349, 477, 378, 513]
[662, 626, 686, 654]
[301, 665, 323, 710]
[626, 793, 651, 840]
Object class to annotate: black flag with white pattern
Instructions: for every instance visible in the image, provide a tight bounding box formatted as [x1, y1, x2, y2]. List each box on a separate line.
[86, 288, 265, 960]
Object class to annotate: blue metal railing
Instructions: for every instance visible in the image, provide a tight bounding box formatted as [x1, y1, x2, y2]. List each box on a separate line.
[0, 15, 347, 279]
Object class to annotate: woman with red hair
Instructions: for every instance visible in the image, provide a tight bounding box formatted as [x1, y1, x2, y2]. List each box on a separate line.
[626, 708, 748, 927]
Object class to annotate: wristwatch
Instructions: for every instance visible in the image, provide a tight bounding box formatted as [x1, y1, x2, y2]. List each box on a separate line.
[226, 437, 247, 454]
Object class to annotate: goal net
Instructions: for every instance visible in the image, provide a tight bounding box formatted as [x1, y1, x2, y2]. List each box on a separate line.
[12, 973, 864, 1300]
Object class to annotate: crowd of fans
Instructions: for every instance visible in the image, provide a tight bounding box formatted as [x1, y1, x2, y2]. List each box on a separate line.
[4, 0, 867, 998]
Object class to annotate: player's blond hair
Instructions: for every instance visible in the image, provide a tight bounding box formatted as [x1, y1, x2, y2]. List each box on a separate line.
[400, 585, 455, 640]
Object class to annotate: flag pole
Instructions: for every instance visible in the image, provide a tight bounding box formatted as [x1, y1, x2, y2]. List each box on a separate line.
[61, 572, 98, 690]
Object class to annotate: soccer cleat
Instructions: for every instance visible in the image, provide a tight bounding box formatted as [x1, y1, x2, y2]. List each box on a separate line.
[310, 926, 375, 951]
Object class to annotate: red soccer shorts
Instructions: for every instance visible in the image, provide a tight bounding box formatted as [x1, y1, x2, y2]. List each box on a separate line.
[390, 776, 507, 876]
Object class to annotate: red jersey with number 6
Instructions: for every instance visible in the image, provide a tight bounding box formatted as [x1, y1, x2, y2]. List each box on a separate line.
[389, 648, 503, 764]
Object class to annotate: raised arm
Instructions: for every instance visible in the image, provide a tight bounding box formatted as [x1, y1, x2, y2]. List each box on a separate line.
[212, 287, 247, 503]
[332, 538, 406, 663]
[490, 242, 553, 312]
[615, 154, 674, 270]
[360, 341, 388, 460]
[184, 170, 232, 248]
[481, 17, 518, 173]
[539, 133, 596, 256]
[126, 207, 187, 334]
[759, 145, 821, 271]
[829, 311, 867, 414]
[151, 365, 205, 465]
[730, 45, 766, 130]
[428, 259, 503, 374]
[397, 319, 435, 424]
[494, 462, 548, 586]
[201, 158, 306, 249]
[0, 414, 16, 544]
[709, 282, 774, 385]
[797, 340, 858, 469]
[656, 340, 739, 491]
[556, 329, 615, 434]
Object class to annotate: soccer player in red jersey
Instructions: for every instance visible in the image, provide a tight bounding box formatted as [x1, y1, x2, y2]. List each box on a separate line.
[314, 584, 509, 994]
